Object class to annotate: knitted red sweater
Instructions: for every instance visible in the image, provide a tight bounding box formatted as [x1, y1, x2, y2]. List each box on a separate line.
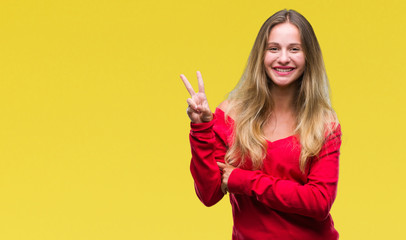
[190, 108, 341, 240]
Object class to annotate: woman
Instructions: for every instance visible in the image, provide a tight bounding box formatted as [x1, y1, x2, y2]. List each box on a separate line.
[180, 9, 341, 240]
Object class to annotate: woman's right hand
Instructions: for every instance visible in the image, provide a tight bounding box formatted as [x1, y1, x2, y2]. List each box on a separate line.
[180, 71, 213, 123]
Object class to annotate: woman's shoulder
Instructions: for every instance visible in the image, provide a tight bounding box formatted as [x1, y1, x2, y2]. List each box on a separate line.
[213, 100, 234, 144]
[324, 111, 340, 132]
[217, 100, 229, 112]
[322, 111, 341, 143]
[217, 100, 236, 120]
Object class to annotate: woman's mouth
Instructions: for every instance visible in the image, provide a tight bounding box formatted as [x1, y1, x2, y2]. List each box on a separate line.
[273, 67, 295, 75]
[275, 68, 293, 72]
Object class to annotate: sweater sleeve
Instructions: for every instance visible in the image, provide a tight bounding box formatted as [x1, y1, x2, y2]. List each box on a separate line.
[227, 125, 342, 221]
[189, 115, 227, 207]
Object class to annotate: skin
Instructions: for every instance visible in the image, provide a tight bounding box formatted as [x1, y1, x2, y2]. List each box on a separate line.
[263, 22, 305, 142]
[181, 23, 306, 194]
[180, 71, 213, 124]
[264, 22, 305, 88]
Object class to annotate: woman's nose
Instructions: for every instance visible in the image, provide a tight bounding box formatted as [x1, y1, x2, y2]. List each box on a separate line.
[278, 50, 290, 64]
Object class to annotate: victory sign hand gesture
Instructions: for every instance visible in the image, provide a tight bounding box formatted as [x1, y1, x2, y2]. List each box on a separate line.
[180, 71, 213, 123]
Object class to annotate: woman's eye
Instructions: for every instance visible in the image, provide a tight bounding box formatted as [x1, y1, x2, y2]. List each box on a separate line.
[268, 47, 278, 51]
[291, 48, 301, 52]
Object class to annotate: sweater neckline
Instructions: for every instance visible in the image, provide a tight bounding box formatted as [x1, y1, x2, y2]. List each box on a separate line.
[215, 107, 295, 144]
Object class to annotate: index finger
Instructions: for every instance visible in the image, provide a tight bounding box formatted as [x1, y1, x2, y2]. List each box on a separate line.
[180, 74, 196, 96]
[196, 71, 205, 93]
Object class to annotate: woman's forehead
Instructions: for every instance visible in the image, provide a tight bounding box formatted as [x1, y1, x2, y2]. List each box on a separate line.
[268, 23, 301, 44]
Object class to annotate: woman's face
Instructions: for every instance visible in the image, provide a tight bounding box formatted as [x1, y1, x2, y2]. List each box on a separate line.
[264, 22, 305, 87]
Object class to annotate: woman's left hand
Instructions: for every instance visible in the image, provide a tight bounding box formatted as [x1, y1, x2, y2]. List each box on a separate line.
[217, 162, 236, 194]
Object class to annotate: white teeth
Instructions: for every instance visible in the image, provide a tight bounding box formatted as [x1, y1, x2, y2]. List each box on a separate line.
[275, 68, 293, 72]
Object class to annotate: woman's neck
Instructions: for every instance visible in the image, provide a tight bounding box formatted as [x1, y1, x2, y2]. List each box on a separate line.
[270, 82, 297, 114]
[263, 83, 298, 141]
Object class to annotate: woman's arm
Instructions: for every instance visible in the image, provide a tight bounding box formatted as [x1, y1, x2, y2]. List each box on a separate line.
[226, 126, 342, 221]
[181, 72, 227, 206]
[189, 116, 227, 206]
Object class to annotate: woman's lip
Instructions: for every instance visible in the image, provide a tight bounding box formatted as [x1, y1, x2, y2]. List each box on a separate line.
[273, 66, 295, 69]
[273, 67, 295, 76]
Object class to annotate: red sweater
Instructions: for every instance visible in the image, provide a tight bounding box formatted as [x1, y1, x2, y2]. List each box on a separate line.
[189, 108, 342, 240]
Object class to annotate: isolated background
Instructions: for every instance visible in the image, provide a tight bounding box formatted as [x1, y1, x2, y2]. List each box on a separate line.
[1, 0, 405, 239]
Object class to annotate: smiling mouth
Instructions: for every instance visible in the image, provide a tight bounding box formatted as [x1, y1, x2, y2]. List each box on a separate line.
[274, 68, 294, 72]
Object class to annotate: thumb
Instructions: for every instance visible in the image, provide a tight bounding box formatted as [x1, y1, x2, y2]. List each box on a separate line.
[217, 162, 226, 169]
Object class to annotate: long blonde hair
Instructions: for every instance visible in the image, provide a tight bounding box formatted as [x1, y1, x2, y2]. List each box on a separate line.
[225, 9, 338, 172]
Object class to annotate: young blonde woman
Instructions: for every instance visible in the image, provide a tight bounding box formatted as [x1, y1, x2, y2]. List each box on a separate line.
[181, 9, 341, 240]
